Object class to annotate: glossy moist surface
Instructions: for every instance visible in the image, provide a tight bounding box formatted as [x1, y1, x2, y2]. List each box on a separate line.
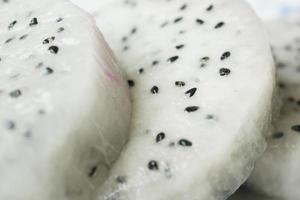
[0, 0, 131, 199]
[248, 21, 300, 200]
[93, 0, 275, 200]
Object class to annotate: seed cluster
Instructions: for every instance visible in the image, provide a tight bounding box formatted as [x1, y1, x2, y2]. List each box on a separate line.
[270, 34, 300, 141]
[114, 1, 236, 182]
[121, 26, 138, 52]
[145, 131, 194, 174]
[1, 13, 66, 139]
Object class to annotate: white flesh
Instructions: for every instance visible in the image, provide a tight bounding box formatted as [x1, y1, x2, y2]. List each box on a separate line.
[92, 0, 275, 200]
[247, 21, 300, 200]
[0, 0, 131, 199]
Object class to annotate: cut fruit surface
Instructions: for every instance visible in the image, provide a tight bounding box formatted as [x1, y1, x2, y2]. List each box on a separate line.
[0, 0, 131, 200]
[92, 0, 276, 199]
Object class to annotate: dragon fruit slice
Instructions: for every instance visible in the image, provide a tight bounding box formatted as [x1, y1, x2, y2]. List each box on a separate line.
[91, 0, 276, 199]
[0, 0, 131, 200]
[247, 21, 300, 200]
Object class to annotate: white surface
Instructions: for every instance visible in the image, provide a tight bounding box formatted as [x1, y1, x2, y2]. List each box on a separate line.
[72, 0, 109, 14]
[247, 21, 300, 200]
[0, 0, 131, 199]
[69, 0, 299, 199]
[94, 0, 275, 199]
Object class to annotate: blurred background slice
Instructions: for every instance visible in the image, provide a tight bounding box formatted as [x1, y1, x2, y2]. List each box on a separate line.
[71, 0, 300, 21]
[229, 187, 278, 200]
[246, 0, 300, 20]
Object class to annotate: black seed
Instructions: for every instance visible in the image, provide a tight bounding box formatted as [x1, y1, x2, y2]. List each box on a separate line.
[175, 81, 185, 87]
[201, 56, 210, 62]
[175, 44, 184, 50]
[9, 89, 22, 98]
[200, 56, 210, 67]
[48, 46, 59, 54]
[38, 109, 46, 115]
[43, 36, 55, 44]
[206, 4, 214, 11]
[185, 88, 197, 97]
[43, 38, 50, 44]
[57, 27, 64, 33]
[88, 166, 98, 177]
[221, 51, 231, 60]
[288, 97, 295, 102]
[291, 125, 300, 133]
[5, 120, 15, 130]
[151, 86, 159, 94]
[156, 132, 165, 143]
[24, 131, 32, 138]
[19, 34, 28, 40]
[127, 80, 135, 87]
[180, 4, 187, 10]
[278, 82, 286, 89]
[272, 132, 284, 139]
[178, 30, 185, 34]
[152, 60, 159, 66]
[196, 19, 204, 25]
[123, 46, 129, 51]
[36, 62, 44, 68]
[5, 37, 14, 44]
[178, 139, 193, 147]
[8, 20, 17, 29]
[167, 56, 179, 63]
[29, 17, 38, 26]
[169, 142, 175, 147]
[148, 160, 159, 170]
[10, 74, 19, 79]
[138, 68, 144, 74]
[45, 67, 54, 75]
[215, 22, 225, 29]
[284, 45, 292, 51]
[219, 68, 231, 76]
[297, 100, 300, 106]
[160, 21, 169, 28]
[276, 62, 286, 68]
[116, 176, 127, 184]
[174, 17, 183, 23]
[185, 106, 199, 112]
[131, 27, 137, 34]
[56, 17, 63, 22]
[206, 114, 214, 119]
[122, 36, 128, 42]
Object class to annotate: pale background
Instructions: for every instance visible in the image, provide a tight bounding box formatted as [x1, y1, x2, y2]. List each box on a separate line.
[71, 0, 300, 20]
